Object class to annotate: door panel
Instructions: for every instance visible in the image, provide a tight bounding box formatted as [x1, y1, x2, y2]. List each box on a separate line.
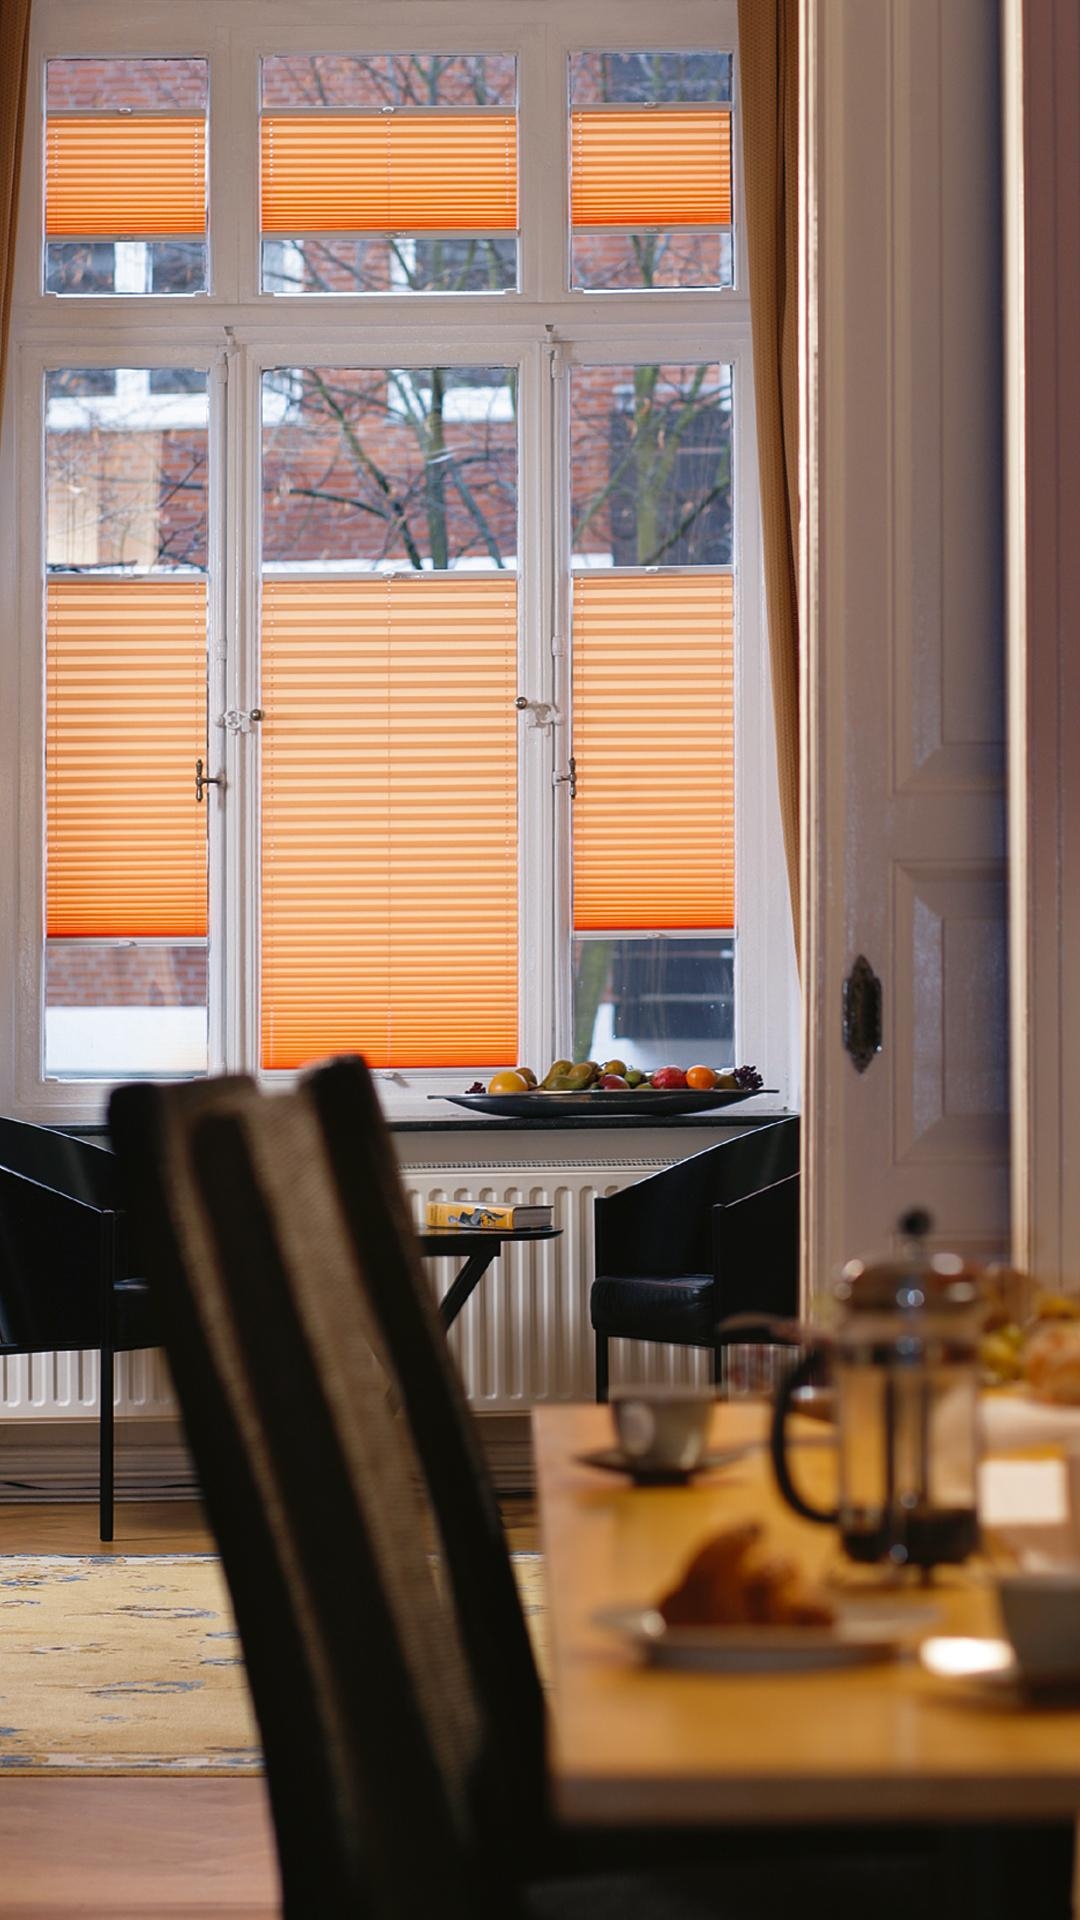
[803, 0, 1007, 1289]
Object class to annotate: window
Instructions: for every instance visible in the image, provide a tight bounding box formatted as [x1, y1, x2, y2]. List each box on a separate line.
[260, 365, 518, 1068]
[259, 54, 518, 296]
[569, 51, 734, 291]
[44, 58, 209, 296]
[6, 0, 796, 1119]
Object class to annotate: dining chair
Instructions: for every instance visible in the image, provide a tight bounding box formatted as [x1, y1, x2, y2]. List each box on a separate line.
[590, 1119, 800, 1400]
[109, 1070, 953, 1920]
[0, 1116, 158, 1540]
[105, 1074, 648, 1915]
[301, 1053, 547, 1836]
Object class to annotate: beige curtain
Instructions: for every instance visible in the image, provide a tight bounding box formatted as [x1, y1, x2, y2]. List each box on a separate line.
[0, 1, 32, 428]
[738, 0, 801, 949]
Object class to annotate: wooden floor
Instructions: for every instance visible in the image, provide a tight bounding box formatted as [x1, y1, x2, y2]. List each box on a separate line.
[0, 1493, 538, 1914]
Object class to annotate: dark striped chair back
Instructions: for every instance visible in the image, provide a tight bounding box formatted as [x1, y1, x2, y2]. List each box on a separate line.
[110, 1076, 509, 1920]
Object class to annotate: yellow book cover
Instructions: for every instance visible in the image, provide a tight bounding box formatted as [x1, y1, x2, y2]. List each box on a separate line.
[425, 1201, 551, 1230]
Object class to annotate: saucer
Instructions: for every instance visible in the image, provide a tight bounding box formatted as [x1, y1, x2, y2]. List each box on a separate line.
[596, 1597, 939, 1670]
[575, 1445, 748, 1486]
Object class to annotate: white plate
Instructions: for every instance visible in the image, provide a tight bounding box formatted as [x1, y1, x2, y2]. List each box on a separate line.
[594, 1599, 940, 1672]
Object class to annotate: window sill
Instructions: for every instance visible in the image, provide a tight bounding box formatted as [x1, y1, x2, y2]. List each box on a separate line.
[64, 1104, 795, 1143]
[366, 1103, 794, 1133]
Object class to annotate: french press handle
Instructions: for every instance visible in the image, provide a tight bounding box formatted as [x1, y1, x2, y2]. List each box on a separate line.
[769, 1348, 839, 1525]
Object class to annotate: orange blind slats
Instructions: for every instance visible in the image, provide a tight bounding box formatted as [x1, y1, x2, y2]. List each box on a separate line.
[46, 578, 208, 940]
[571, 107, 731, 229]
[45, 117, 207, 238]
[260, 574, 518, 1071]
[261, 114, 518, 233]
[572, 572, 734, 932]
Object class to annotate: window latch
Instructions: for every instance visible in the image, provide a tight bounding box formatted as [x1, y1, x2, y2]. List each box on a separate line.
[553, 755, 577, 800]
[515, 695, 557, 731]
[220, 707, 264, 735]
[194, 758, 224, 803]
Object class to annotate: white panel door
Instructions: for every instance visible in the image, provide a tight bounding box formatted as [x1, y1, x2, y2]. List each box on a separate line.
[803, 0, 1008, 1293]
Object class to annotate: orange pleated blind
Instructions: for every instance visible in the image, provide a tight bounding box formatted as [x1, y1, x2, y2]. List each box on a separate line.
[570, 108, 731, 229]
[260, 573, 518, 1071]
[261, 114, 518, 233]
[46, 578, 208, 939]
[45, 117, 207, 238]
[572, 572, 734, 931]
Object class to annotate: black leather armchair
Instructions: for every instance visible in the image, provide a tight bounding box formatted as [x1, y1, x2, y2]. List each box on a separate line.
[0, 1118, 158, 1539]
[590, 1116, 799, 1399]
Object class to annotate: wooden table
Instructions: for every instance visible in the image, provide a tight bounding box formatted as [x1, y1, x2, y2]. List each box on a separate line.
[419, 1227, 561, 1329]
[533, 1400, 1080, 1828]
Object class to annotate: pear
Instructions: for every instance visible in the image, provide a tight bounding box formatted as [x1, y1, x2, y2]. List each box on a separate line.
[540, 1059, 574, 1090]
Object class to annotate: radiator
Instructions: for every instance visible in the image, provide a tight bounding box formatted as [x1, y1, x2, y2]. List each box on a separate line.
[0, 1155, 708, 1418]
[403, 1159, 711, 1409]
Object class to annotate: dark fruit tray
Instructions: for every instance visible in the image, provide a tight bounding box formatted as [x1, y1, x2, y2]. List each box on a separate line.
[432, 1089, 773, 1119]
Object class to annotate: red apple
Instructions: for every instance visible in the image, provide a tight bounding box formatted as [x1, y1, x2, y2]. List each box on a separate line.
[598, 1072, 629, 1090]
[650, 1065, 688, 1090]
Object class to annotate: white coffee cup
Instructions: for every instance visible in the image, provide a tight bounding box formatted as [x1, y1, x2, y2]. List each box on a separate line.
[997, 1571, 1080, 1685]
[609, 1387, 714, 1473]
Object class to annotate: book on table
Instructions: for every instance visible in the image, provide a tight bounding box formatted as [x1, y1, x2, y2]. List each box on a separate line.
[425, 1201, 553, 1231]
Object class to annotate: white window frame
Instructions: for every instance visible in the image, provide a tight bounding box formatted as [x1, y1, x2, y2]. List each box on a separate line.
[0, 0, 798, 1123]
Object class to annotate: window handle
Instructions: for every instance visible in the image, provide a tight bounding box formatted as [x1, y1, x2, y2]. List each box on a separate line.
[194, 758, 224, 804]
[553, 755, 577, 800]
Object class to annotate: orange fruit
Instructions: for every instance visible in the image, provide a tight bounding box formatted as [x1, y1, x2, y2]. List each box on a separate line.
[487, 1069, 529, 1094]
[685, 1064, 717, 1091]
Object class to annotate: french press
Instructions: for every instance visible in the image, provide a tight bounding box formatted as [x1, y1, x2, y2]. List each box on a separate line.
[770, 1210, 984, 1571]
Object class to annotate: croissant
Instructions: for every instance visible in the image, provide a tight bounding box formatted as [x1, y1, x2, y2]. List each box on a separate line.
[658, 1523, 833, 1628]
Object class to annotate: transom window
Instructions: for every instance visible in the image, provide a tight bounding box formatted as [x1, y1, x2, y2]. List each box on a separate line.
[6, 0, 796, 1119]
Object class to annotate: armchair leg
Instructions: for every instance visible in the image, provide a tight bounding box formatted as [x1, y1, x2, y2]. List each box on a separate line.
[594, 1332, 610, 1403]
[99, 1345, 115, 1543]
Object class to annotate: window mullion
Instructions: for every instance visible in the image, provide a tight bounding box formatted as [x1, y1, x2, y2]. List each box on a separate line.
[220, 340, 262, 1075]
[546, 333, 574, 1061]
[205, 349, 230, 1075]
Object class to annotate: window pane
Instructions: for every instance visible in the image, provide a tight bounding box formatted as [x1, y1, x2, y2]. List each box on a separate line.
[46, 369, 208, 570]
[45, 59, 208, 296]
[570, 361, 736, 1062]
[45, 945, 208, 1078]
[573, 935, 735, 1070]
[262, 366, 517, 568]
[570, 51, 732, 105]
[259, 366, 519, 1071]
[570, 362, 732, 568]
[261, 53, 516, 107]
[262, 235, 517, 296]
[260, 55, 517, 296]
[569, 49, 732, 292]
[44, 371, 210, 1079]
[44, 242, 116, 295]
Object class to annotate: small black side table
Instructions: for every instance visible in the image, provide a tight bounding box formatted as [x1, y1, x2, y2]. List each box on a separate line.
[418, 1227, 563, 1330]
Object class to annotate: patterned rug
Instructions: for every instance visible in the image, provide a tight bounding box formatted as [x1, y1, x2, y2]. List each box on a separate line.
[0, 1551, 545, 1774]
